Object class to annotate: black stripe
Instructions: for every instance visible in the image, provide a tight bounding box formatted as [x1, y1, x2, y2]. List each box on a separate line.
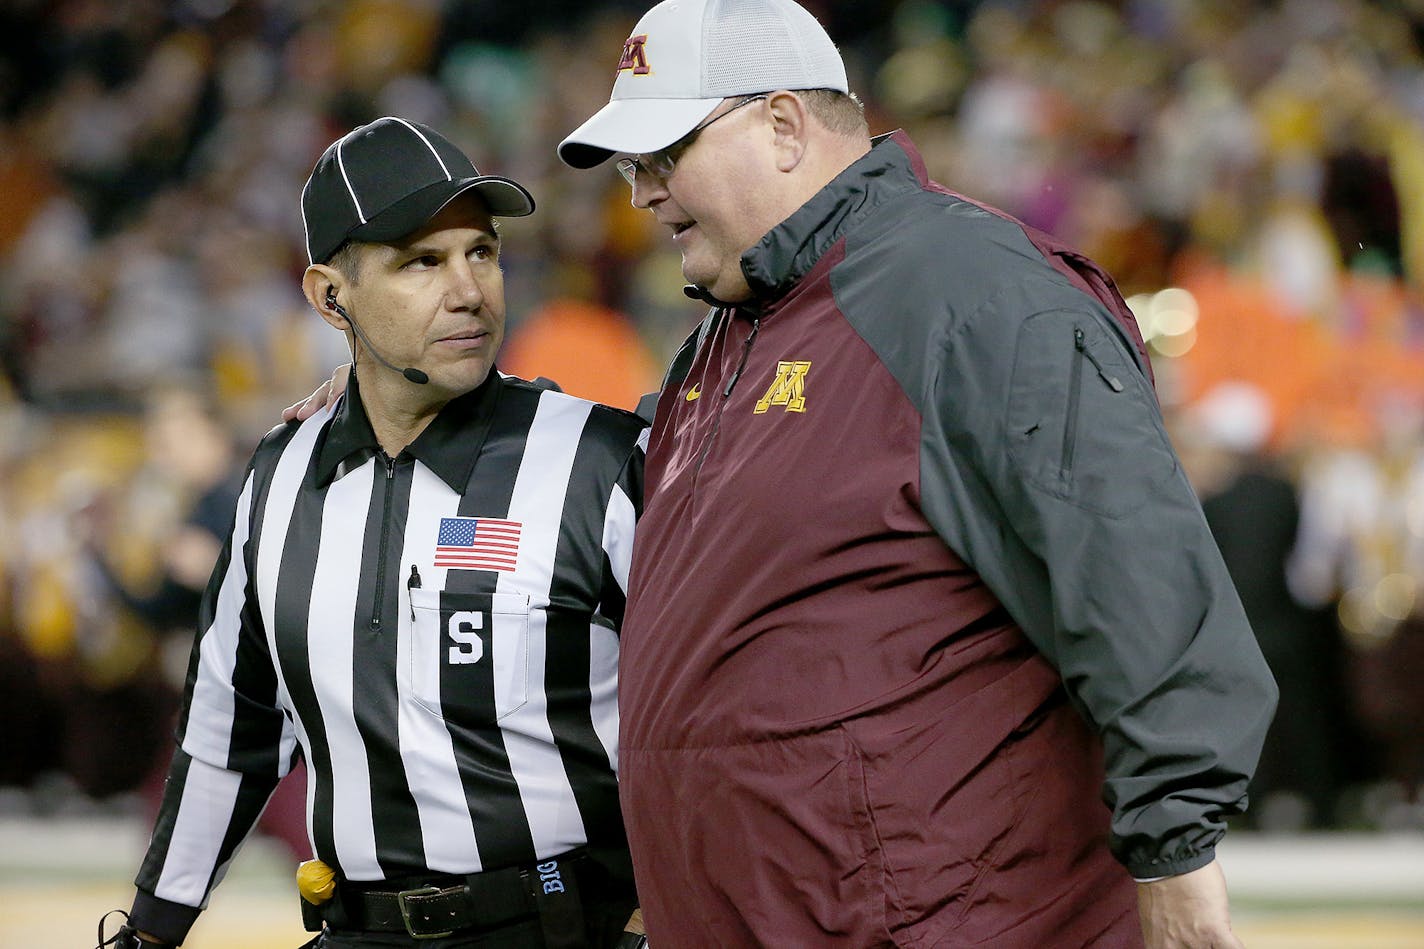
[447, 382, 541, 866]
[598, 554, 626, 630]
[355, 455, 425, 875]
[135, 746, 194, 891]
[270, 445, 334, 867]
[212, 769, 285, 885]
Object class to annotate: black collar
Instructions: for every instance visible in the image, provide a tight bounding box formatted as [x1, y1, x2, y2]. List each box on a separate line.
[313, 368, 503, 491]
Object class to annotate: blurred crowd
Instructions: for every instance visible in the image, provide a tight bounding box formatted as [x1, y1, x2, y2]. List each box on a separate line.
[2, 0, 1423, 835]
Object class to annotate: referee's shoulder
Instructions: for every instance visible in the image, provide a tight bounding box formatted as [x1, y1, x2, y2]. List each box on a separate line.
[249, 412, 319, 461]
[503, 374, 649, 441]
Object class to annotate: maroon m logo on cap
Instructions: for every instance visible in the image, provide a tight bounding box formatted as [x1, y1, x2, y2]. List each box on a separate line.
[617, 34, 651, 75]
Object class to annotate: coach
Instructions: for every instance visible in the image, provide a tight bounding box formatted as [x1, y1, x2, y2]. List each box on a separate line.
[557, 0, 1279, 946]
[109, 117, 646, 948]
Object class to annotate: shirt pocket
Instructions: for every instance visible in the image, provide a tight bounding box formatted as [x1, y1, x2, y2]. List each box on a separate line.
[408, 588, 531, 723]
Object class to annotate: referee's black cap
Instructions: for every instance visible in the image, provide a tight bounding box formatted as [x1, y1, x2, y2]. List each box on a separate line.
[302, 116, 535, 264]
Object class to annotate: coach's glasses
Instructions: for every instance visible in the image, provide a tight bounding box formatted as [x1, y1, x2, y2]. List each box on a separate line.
[617, 95, 768, 185]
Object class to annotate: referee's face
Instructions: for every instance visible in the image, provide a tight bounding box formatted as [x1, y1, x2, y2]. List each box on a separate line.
[348, 193, 506, 398]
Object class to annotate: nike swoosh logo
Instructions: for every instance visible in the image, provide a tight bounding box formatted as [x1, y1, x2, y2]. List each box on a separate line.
[686, 384, 702, 402]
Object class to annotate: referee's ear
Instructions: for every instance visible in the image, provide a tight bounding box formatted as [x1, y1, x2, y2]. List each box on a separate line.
[302, 265, 348, 332]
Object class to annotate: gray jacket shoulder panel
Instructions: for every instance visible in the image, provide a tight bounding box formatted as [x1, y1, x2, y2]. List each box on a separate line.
[826, 149, 1277, 878]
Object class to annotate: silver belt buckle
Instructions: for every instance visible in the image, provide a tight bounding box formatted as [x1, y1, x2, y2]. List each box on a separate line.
[397, 884, 457, 939]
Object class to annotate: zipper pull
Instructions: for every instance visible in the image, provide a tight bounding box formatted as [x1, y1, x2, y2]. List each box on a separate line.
[1074, 327, 1124, 392]
[723, 318, 761, 398]
[407, 564, 421, 622]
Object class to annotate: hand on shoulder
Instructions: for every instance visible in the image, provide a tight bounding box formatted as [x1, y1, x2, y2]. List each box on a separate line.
[282, 364, 350, 421]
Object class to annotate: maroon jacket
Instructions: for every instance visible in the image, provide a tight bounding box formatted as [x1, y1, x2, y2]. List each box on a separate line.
[619, 133, 1274, 946]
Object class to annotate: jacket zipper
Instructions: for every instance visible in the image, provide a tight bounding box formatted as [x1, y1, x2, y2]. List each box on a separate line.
[1061, 326, 1125, 480]
[722, 318, 760, 398]
[693, 316, 759, 483]
[1077, 327, 1124, 393]
[371, 453, 396, 630]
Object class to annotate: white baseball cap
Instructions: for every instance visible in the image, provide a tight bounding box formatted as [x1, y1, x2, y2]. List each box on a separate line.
[558, 0, 848, 168]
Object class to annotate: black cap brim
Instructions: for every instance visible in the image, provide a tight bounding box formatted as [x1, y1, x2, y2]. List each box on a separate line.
[348, 176, 535, 247]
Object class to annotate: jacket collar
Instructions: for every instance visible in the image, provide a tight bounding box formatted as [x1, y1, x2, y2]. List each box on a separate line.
[314, 368, 503, 490]
[739, 130, 925, 306]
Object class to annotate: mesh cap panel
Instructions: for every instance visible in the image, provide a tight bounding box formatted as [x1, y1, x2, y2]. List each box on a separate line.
[702, 0, 847, 95]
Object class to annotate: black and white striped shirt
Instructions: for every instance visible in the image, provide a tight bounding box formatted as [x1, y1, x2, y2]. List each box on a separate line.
[132, 370, 647, 938]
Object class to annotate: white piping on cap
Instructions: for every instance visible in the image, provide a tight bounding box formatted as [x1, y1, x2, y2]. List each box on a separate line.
[334, 131, 367, 224]
[389, 116, 454, 181]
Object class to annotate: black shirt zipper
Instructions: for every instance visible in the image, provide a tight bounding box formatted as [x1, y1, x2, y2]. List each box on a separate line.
[371, 453, 396, 630]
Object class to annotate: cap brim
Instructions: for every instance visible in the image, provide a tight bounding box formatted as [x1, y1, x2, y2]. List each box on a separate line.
[558, 96, 724, 168]
[352, 176, 535, 245]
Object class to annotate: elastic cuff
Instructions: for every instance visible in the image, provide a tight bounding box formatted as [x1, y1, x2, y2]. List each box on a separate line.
[1123, 847, 1215, 881]
[129, 890, 202, 947]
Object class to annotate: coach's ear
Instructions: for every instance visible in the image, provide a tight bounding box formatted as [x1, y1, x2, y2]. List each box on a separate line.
[767, 90, 810, 172]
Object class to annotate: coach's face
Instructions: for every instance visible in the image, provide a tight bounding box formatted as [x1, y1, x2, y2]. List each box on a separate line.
[628, 97, 786, 303]
[327, 192, 506, 400]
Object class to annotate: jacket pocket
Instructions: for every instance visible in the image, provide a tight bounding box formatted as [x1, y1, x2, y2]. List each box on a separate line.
[1059, 325, 1126, 481]
[408, 588, 531, 722]
[1009, 311, 1172, 517]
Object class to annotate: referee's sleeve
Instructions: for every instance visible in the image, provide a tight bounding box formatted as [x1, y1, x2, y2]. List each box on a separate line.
[130, 468, 293, 943]
[599, 427, 648, 626]
[129, 749, 285, 943]
[178, 470, 295, 775]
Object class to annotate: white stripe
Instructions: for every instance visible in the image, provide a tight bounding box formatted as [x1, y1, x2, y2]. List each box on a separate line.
[592, 481, 637, 770]
[602, 483, 636, 597]
[588, 618, 620, 774]
[498, 392, 593, 858]
[306, 457, 382, 878]
[335, 134, 366, 223]
[181, 474, 255, 764]
[389, 116, 453, 180]
[153, 756, 245, 907]
[397, 464, 482, 872]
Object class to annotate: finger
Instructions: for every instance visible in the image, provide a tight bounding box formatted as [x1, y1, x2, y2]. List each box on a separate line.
[297, 382, 332, 420]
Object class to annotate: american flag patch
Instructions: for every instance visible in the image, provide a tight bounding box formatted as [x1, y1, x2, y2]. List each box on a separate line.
[433, 516, 521, 572]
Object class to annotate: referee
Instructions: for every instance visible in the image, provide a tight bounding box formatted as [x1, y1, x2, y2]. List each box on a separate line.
[103, 118, 647, 948]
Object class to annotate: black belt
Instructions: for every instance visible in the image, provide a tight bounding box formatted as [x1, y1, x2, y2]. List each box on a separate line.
[309, 850, 592, 942]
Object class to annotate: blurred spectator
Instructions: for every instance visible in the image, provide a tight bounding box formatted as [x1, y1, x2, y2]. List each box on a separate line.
[1288, 392, 1424, 827]
[1184, 381, 1355, 830]
[3, 0, 1424, 835]
[84, 385, 241, 649]
[501, 298, 662, 411]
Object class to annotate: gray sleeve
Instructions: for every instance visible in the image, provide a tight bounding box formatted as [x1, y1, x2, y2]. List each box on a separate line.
[921, 286, 1278, 878]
